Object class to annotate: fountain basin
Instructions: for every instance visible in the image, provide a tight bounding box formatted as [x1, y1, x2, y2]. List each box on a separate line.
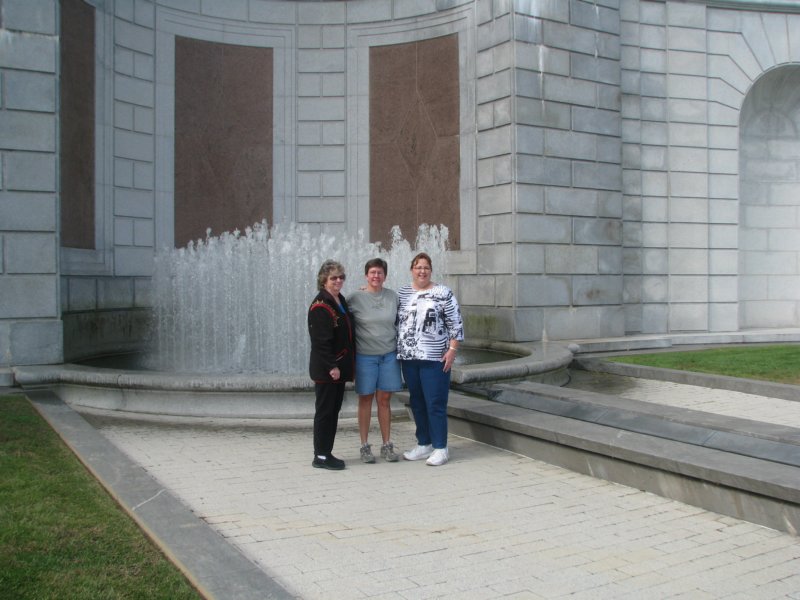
[12, 341, 575, 419]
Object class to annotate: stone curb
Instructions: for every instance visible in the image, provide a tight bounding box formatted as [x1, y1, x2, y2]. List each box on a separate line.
[24, 389, 294, 600]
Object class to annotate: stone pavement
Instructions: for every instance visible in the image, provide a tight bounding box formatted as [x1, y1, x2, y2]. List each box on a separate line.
[75, 375, 800, 600]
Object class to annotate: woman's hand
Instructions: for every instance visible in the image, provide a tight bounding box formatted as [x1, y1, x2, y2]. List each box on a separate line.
[329, 366, 340, 381]
[441, 346, 457, 372]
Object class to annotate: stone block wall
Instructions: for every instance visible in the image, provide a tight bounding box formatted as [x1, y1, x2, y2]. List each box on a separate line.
[2, 0, 799, 368]
[739, 65, 800, 328]
[620, 0, 800, 334]
[0, 0, 62, 368]
[58, 0, 155, 360]
[486, 0, 626, 341]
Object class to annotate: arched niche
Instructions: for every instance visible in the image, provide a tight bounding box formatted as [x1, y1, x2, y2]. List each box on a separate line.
[738, 65, 800, 328]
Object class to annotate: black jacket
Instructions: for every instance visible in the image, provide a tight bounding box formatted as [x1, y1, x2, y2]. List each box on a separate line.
[307, 290, 356, 383]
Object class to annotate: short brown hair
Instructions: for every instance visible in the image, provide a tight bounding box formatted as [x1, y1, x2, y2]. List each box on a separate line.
[364, 258, 388, 276]
[410, 252, 432, 271]
[317, 260, 345, 291]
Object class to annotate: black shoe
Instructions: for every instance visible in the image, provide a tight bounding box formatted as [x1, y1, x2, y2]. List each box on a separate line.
[312, 455, 345, 470]
[327, 454, 345, 469]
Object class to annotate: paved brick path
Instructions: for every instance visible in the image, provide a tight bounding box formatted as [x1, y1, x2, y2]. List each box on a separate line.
[90, 378, 800, 600]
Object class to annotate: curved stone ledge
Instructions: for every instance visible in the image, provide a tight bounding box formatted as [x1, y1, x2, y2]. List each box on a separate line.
[14, 364, 332, 419]
[14, 364, 313, 391]
[452, 341, 574, 385]
[12, 340, 563, 419]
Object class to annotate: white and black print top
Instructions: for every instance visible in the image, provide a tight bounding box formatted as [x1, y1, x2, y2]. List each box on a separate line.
[396, 283, 464, 361]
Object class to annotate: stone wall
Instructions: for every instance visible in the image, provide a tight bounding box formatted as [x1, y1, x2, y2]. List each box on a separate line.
[0, 0, 62, 370]
[739, 65, 800, 328]
[2, 0, 800, 370]
[620, 1, 800, 334]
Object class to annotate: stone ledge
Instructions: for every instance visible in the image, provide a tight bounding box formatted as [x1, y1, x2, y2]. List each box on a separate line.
[493, 380, 800, 455]
[443, 391, 800, 536]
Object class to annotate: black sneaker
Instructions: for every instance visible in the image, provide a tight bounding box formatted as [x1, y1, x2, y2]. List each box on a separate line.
[312, 455, 345, 470]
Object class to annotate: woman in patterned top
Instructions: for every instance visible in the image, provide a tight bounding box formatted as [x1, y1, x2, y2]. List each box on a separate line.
[396, 252, 464, 466]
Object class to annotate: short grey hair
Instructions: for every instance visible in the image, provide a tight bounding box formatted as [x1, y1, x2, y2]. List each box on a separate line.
[317, 259, 345, 291]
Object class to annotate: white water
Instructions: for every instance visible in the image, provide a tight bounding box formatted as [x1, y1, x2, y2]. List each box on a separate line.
[147, 221, 449, 374]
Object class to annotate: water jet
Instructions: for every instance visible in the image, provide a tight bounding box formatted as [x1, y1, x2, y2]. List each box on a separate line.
[16, 222, 573, 419]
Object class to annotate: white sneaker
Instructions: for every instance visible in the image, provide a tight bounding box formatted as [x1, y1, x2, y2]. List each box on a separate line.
[403, 444, 434, 461]
[426, 448, 449, 466]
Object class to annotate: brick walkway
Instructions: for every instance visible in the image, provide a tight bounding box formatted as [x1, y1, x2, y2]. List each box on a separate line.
[88, 378, 800, 599]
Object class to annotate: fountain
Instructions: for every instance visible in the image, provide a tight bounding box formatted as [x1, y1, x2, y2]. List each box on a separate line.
[15, 221, 563, 419]
[147, 221, 449, 375]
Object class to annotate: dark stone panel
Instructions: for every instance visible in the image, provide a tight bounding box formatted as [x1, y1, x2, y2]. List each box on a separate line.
[59, 0, 95, 249]
[174, 37, 273, 248]
[369, 145, 417, 244]
[369, 43, 417, 146]
[418, 136, 461, 238]
[417, 35, 460, 137]
[370, 34, 460, 249]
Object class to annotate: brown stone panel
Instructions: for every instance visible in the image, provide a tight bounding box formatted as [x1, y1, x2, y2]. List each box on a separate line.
[370, 145, 417, 244]
[60, 0, 95, 249]
[397, 96, 437, 176]
[174, 37, 272, 247]
[370, 34, 460, 249]
[369, 44, 417, 145]
[417, 35, 460, 137]
[418, 137, 461, 249]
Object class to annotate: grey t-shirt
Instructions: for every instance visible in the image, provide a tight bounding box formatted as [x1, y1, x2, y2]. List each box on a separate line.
[348, 288, 399, 355]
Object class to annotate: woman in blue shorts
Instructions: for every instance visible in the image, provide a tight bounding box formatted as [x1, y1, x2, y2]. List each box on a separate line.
[348, 258, 403, 463]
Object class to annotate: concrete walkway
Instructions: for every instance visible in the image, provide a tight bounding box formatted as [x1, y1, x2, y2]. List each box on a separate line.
[27, 375, 800, 600]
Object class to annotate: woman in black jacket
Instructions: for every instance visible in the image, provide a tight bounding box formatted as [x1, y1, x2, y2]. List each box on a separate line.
[308, 259, 356, 470]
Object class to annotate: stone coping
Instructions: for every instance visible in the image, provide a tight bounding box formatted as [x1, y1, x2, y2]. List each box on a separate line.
[10, 329, 797, 394]
[445, 390, 800, 534]
[10, 340, 564, 419]
[448, 394, 800, 504]
[13, 363, 314, 392]
[491, 380, 800, 468]
[12, 339, 565, 393]
[450, 340, 573, 384]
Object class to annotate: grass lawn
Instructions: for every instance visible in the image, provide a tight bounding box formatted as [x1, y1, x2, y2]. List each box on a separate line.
[0, 394, 201, 600]
[608, 344, 800, 385]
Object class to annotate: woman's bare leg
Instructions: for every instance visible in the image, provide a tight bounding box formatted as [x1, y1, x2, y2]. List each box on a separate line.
[376, 390, 393, 443]
[358, 393, 375, 444]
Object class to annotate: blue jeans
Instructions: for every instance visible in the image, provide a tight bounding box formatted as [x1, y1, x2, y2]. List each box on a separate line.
[400, 359, 450, 449]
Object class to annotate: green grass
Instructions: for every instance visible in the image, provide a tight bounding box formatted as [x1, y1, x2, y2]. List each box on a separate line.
[0, 394, 201, 600]
[608, 344, 800, 385]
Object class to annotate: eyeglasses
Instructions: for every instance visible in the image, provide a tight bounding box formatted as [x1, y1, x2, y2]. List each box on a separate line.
[413, 266, 432, 271]
[328, 274, 346, 281]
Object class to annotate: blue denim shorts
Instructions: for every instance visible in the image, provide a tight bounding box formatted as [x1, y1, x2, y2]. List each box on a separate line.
[355, 351, 403, 395]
